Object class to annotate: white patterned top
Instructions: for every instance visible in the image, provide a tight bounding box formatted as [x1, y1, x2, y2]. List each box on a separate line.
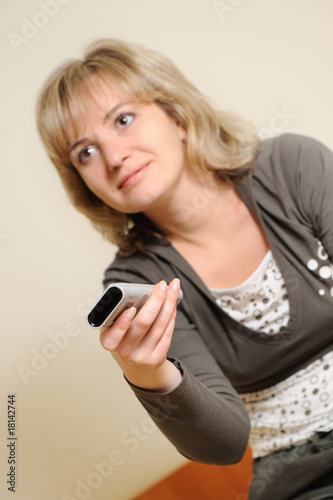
[210, 251, 333, 458]
[210, 251, 289, 335]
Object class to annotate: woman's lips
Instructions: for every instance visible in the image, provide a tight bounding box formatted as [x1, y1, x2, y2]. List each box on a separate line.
[118, 163, 150, 189]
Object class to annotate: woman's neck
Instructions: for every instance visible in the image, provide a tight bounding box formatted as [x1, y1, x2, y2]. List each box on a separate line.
[144, 172, 239, 248]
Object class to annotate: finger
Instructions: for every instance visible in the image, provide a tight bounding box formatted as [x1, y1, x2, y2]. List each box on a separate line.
[139, 279, 180, 350]
[152, 278, 180, 328]
[135, 306, 177, 367]
[99, 306, 136, 351]
[128, 280, 169, 340]
[153, 306, 177, 354]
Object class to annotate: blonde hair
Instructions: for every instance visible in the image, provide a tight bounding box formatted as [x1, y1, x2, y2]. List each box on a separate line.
[36, 38, 259, 255]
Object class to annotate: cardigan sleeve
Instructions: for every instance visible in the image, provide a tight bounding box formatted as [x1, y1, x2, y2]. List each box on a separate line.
[300, 137, 333, 261]
[278, 134, 333, 261]
[103, 265, 250, 466]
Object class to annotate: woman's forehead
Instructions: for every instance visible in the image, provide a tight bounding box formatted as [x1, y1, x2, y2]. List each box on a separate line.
[65, 75, 133, 139]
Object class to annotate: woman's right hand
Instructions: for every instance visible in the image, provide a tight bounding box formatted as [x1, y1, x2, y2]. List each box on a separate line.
[99, 278, 183, 392]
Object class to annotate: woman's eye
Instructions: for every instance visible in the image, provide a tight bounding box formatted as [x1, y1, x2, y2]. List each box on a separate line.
[77, 145, 97, 165]
[116, 113, 134, 128]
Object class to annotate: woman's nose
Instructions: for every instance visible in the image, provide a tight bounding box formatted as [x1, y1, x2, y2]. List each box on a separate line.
[102, 137, 130, 170]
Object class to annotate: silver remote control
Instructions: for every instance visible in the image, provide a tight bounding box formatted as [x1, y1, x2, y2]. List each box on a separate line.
[87, 282, 183, 328]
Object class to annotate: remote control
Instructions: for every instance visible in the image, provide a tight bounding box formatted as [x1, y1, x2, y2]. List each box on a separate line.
[87, 282, 183, 328]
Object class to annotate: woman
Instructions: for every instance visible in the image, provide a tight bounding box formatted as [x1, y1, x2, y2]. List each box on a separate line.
[36, 39, 333, 499]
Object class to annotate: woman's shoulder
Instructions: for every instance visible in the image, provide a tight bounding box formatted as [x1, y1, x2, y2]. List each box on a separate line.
[103, 239, 176, 288]
[254, 132, 332, 182]
[258, 132, 331, 164]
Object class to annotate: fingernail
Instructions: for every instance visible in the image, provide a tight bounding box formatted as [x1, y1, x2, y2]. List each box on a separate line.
[170, 278, 180, 292]
[125, 307, 136, 322]
[159, 280, 167, 292]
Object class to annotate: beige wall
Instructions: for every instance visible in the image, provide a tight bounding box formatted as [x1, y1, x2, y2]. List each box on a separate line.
[1, 1, 332, 499]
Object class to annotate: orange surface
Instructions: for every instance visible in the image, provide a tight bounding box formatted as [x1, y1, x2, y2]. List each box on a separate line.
[132, 446, 253, 500]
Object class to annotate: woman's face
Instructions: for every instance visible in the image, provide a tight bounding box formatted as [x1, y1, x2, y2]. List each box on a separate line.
[67, 76, 187, 215]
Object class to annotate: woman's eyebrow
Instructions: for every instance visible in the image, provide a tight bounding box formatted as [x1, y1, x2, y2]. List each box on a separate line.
[103, 101, 130, 124]
[68, 138, 88, 156]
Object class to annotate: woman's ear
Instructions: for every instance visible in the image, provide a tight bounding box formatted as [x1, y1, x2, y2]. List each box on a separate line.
[177, 122, 187, 141]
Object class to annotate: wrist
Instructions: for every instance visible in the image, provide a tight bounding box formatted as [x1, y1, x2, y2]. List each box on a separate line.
[123, 359, 183, 393]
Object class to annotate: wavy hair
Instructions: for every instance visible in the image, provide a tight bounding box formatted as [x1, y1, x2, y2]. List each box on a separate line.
[36, 39, 259, 255]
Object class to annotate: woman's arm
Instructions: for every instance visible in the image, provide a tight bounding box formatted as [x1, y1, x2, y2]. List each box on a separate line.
[99, 278, 250, 465]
